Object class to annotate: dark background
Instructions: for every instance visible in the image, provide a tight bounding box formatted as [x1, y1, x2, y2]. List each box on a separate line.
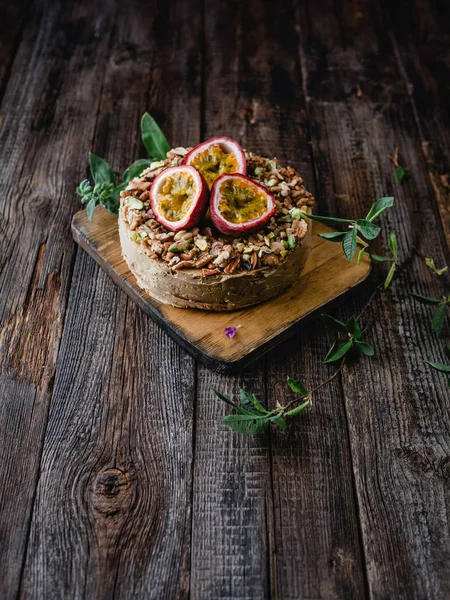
[0, 0, 449, 598]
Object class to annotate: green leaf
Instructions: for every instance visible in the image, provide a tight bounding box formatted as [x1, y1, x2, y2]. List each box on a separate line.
[396, 165, 406, 183]
[123, 159, 152, 184]
[355, 340, 375, 356]
[365, 197, 394, 222]
[388, 232, 398, 260]
[444, 345, 450, 360]
[342, 228, 357, 262]
[324, 339, 353, 364]
[369, 253, 392, 263]
[322, 314, 348, 334]
[270, 414, 288, 429]
[424, 360, 450, 374]
[212, 388, 248, 413]
[89, 152, 116, 186]
[141, 113, 171, 160]
[356, 219, 381, 240]
[239, 389, 269, 415]
[223, 413, 270, 435]
[409, 292, 442, 305]
[357, 247, 366, 265]
[318, 231, 347, 242]
[86, 197, 96, 221]
[432, 304, 446, 335]
[284, 398, 311, 417]
[287, 376, 309, 396]
[384, 262, 397, 289]
[425, 257, 448, 276]
[287, 235, 296, 250]
[346, 315, 361, 339]
[300, 212, 353, 225]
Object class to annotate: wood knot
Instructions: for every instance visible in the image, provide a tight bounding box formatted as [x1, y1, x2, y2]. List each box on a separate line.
[91, 468, 133, 517]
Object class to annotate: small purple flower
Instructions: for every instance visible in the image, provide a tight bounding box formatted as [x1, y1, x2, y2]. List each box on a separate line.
[224, 325, 242, 339]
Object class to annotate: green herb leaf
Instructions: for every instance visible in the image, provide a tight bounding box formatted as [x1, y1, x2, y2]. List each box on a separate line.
[357, 247, 366, 265]
[89, 152, 116, 185]
[212, 388, 248, 413]
[270, 414, 288, 429]
[223, 413, 270, 435]
[239, 389, 269, 415]
[396, 165, 406, 183]
[370, 254, 392, 263]
[424, 360, 450, 374]
[287, 376, 309, 396]
[365, 197, 394, 222]
[355, 340, 375, 356]
[322, 314, 348, 333]
[284, 398, 311, 417]
[324, 339, 353, 364]
[444, 345, 450, 360]
[356, 219, 381, 240]
[342, 228, 357, 262]
[123, 158, 152, 184]
[300, 212, 353, 225]
[432, 304, 446, 336]
[318, 231, 347, 242]
[384, 262, 397, 289]
[86, 197, 96, 221]
[409, 292, 442, 305]
[287, 235, 296, 250]
[141, 113, 171, 160]
[425, 257, 448, 276]
[388, 232, 398, 260]
[346, 315, 361, 339]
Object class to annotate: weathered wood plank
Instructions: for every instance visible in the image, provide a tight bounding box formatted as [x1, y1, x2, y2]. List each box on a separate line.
[191, 1, 366, 598]
[385, 0, 450, 249]
[0, 1, 116, 595]
[190, 1, 272, 597]
[20, 1, 202, 597]
[0, 0, 31, 99]
[253, 1, 368, 597]
[297, 0, 450, 597]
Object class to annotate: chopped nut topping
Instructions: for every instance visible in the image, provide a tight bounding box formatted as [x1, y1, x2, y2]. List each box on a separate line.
[120, 148, 314, 274]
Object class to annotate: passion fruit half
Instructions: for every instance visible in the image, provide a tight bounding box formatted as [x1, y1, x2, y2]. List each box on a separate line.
[183, 137, 246, 188]
[210, 173, 276, 236]
[150, 165, 208, 232]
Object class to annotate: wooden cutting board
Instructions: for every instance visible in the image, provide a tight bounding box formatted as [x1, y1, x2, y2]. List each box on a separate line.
[72, 207, 371, 372]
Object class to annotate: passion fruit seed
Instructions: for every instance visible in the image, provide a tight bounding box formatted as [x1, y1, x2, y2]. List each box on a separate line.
[157, 173, 196, 222]
[218, 179, 268, 224]
[191, 144, 239, 187]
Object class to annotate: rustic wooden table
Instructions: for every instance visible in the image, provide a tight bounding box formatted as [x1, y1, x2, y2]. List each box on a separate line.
[1, 0, 449, 598]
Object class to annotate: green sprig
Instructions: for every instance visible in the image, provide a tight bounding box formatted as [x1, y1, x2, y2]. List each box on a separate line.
[322, 313, 374, 363]
[76, 113, 169, 221]
[410, 292, 449, 335]
[213, 381, 311, 435]
[302, 196, 394, 263]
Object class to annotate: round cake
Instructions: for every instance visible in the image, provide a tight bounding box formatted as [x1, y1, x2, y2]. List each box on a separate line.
[119, 146, 314, 311]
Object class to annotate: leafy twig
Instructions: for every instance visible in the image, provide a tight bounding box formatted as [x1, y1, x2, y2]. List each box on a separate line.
[410, 292, 449, 335]
[388, 148, 408, 184]
[76, 113, 169, 221]
[301, 197, 394, 263]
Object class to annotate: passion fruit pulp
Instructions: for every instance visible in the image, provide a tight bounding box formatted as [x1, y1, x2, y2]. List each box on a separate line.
[210, 174, 276, 236]
[183, 137, 246, 188]
[150, 165, 208, 232]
